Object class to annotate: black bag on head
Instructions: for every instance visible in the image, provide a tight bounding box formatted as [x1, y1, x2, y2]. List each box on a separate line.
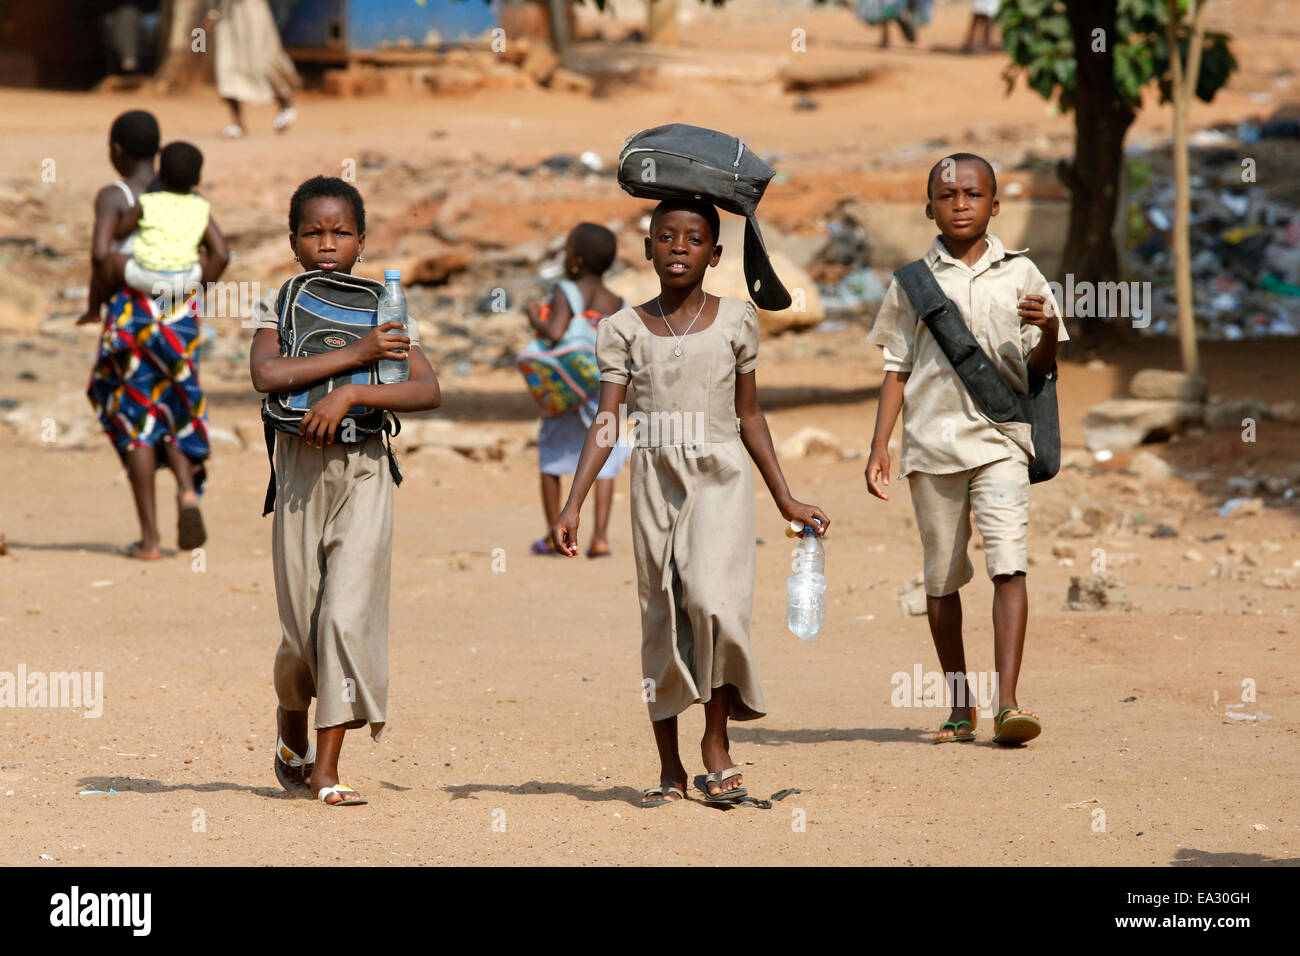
[893, 259, 1060, 484]
[259, 269, 402, 515]
[616, 124, 791, 311]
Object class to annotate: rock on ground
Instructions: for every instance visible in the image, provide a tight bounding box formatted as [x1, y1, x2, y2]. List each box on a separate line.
[1064, 573, 1132, 612]
[779, 426, 841, 459]
[1082, 399, 1204, 452]
[1129, 369, 1207, 402]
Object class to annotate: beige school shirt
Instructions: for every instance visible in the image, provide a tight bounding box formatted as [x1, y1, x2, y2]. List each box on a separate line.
[867, 234, 1069, 478]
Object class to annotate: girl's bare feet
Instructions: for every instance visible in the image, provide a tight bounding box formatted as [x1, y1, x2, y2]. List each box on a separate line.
[121, 541, 162, 560]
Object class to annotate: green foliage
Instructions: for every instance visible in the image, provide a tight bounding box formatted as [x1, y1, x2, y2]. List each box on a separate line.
[999, 0, 1236, 114]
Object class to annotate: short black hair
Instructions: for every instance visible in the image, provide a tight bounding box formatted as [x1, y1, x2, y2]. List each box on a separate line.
[570, 222, 617, 275]
[927, 152, 997, 198]
[289, 176, 366, 235]
[650, 199, 720, 245]
[158, 141, 203, 192]
[109, 110, 160, 160]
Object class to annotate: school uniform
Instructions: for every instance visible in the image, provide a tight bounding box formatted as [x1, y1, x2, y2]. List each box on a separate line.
[867, 234, 1068, 596]
[597, 297, 765, 722]
[255, 294, 391, 739]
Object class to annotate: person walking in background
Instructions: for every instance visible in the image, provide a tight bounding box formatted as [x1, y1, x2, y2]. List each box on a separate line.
[855, 0, 933, 49]
[526, 223, 630, 558]
[83, 111, 225, 560]
[962, 0, 1001, 54]
[203, 0, 300, 138]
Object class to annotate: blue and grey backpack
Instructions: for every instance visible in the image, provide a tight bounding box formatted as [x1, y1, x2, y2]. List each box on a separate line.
[260, 270, 402, 515]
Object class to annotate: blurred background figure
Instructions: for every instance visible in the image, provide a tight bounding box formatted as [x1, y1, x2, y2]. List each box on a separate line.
[962, 0, 1001, 54]
[203, 0, 300, 138]
[854, 0, 933, 49]
[102, 2, 161, 75]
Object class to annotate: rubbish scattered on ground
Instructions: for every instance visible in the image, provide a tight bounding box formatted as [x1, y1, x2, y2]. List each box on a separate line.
[1218, 496, 1263, 518]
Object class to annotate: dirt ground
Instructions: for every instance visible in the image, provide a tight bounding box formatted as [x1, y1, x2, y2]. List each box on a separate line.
[1, 0, 1297, 866]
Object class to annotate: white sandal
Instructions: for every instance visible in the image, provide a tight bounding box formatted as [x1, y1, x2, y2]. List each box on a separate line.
[317, 784, 367, 807]
[220, 123, 244, 139]
[273, 107, 297, 132]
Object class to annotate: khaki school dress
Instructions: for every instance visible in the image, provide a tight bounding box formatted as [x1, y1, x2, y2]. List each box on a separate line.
[596, 296, 766, 723]
[255, 294, 391, 741]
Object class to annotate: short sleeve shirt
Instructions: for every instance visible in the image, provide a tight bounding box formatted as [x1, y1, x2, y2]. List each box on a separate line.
[867, 234, 1069, 477]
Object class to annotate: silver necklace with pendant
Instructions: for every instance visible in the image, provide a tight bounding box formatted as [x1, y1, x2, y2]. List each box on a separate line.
[657, 293, 707, 357]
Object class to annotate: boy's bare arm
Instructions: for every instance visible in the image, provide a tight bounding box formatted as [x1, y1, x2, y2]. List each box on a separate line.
[736, 371, 830, 533]
[866, 370, 908, 500]
[1020, 293, 1059, 378]
[249, 323, 409, 394]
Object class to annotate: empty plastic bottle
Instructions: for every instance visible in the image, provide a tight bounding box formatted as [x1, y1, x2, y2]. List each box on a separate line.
[785, 520, 827, 641]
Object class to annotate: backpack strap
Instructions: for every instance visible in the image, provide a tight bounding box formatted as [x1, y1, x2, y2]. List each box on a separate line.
[261, 422, 277, 516]
[893, 258, 1024, 425]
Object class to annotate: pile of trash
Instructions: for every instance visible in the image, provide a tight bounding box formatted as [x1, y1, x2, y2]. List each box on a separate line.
[1124, 127, 1300, 340]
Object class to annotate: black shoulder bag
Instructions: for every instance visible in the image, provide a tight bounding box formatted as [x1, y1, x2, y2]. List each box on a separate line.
[893, 259, 1060, 484]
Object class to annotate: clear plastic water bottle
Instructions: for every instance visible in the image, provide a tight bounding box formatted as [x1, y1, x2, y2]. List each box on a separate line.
[785, 520, 827, 641]
[377, 269, 410, 383]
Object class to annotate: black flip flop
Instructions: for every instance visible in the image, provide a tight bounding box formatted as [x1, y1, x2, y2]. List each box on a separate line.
[178, 502, 206, 550]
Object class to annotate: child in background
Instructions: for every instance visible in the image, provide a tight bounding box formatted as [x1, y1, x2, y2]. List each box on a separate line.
[79, 111, 159, 325]
[855, 0, 933, 48]
[552, 200, 828, 807]
[102, 141, 227, 306]
[527, 223, 630, 558]
[865, 152, 1065, 746]
[250, 176, 442, 806]
[963, 0, 1001, 53]
[82, 112, 224, 560]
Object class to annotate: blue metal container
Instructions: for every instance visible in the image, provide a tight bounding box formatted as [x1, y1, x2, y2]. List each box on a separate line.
[281, 0, 499, 55]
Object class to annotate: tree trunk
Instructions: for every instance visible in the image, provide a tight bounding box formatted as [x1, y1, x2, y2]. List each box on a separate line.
[1059, 0, 1136, 345]
[1167, 0, 1208, 376]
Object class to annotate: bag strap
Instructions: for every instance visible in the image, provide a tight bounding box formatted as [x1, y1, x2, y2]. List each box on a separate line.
[261, 422, 277, 516]
[893, 258, 1027, 425]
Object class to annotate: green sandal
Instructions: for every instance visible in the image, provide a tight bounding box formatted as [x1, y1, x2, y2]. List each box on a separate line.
[933, 719, 976, 744]
[993, 707, 1042, 745]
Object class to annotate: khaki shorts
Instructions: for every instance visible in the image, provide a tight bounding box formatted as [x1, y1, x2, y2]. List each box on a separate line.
[907, 453, 1030, 597]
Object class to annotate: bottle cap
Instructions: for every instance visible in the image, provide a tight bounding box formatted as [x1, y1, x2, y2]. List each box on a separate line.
[785, 520, 804, 538]
[384, 269, 401, 280]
